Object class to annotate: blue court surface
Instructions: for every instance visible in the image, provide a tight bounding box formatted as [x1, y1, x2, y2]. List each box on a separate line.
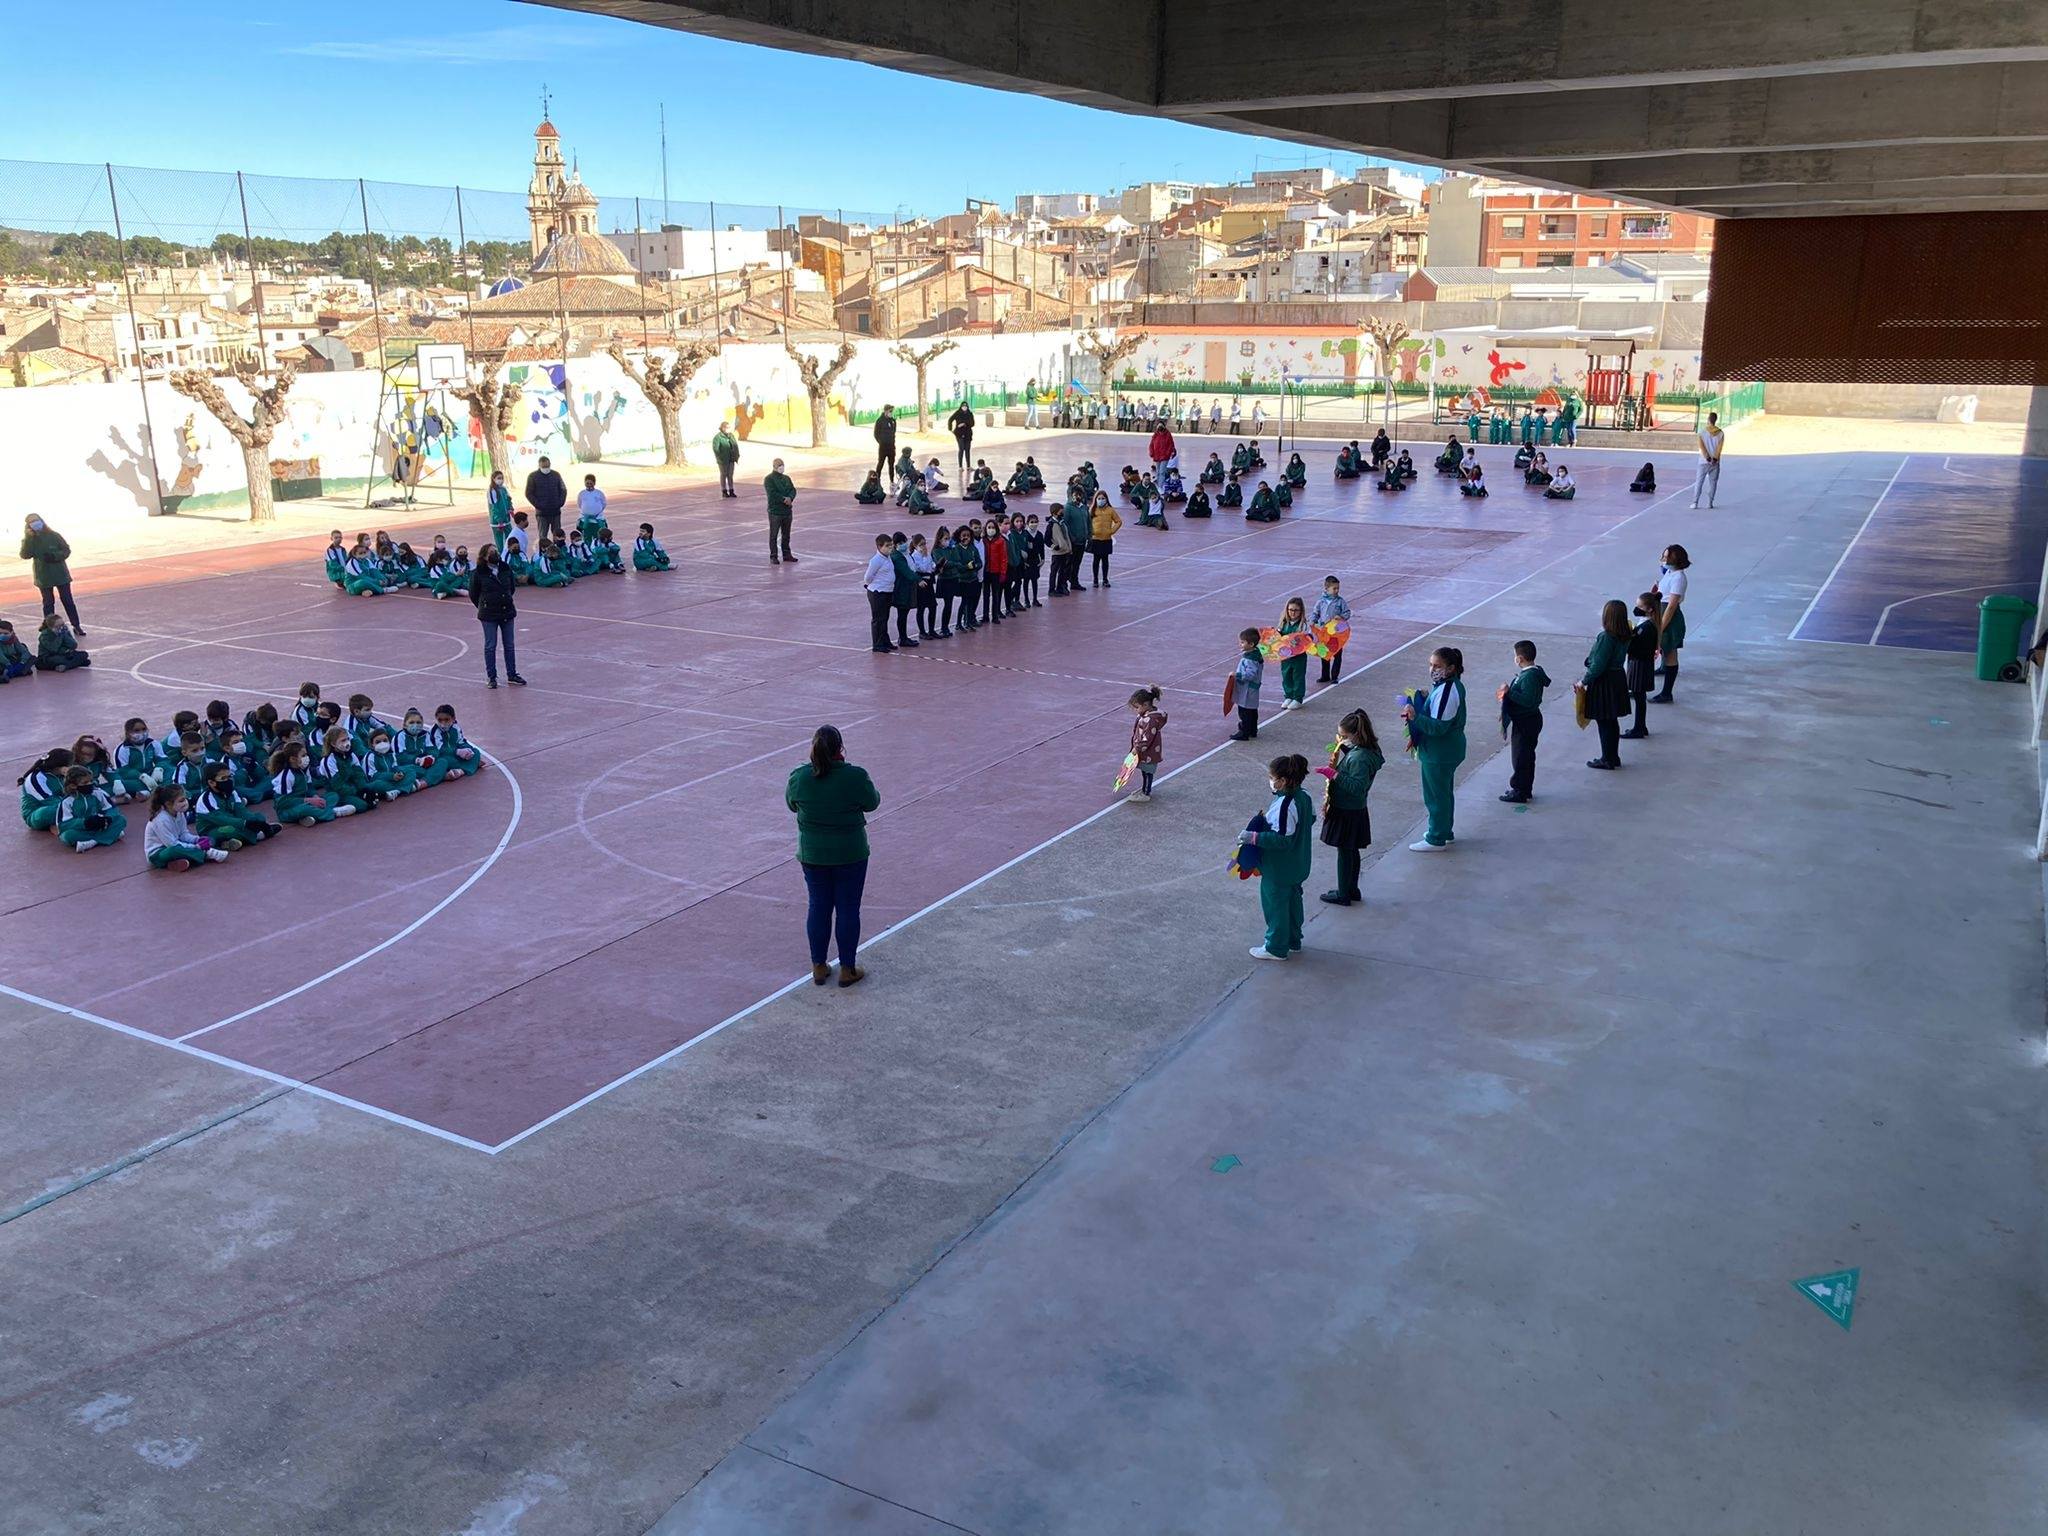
[1793, 454, 2048, 650]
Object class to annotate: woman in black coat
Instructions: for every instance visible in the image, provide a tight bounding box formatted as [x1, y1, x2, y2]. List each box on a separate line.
[467, 543, 526, 689]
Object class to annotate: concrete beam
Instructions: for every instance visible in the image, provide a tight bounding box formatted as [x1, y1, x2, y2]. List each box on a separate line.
[1621, 176, 2048, 207]
[1477, 144, 2048, 192]
[1222, 63, 2048, 165]
[1158, 0, 2048, 110]
[530, 0, 1155, 112]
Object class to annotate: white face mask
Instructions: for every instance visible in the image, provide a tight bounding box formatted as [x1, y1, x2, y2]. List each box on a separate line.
[27, 518, 45, 532]
[128, 731, 147, 743]
[300, 695, 317, 707]
[231, 743, 246, 755]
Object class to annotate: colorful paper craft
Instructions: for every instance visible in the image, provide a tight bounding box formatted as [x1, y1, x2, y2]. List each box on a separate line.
[1113, 751, 1139, 792]
[1228, 813, 1267, 880]
[1258, 619, 1350, 661]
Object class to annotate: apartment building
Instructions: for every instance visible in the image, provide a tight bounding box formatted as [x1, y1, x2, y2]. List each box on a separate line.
[1426, 177, 1714, 269]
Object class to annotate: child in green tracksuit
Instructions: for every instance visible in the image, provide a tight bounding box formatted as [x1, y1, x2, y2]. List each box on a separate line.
[112, 720, 160, 799]
[144, 785, 228, 871]
[395, 710, 446, 788]
[19, 749, 73, 831]
[503, 543, 532, 584]
[268, 746, 345, 825]
[314, 729, 377, 814]
[1403, 646, 1468, 850]
[1276, 597, 1308, 709]
[0, 619, 32, 681]
[564, 529, 600, 578]
[591, 527, 625, 574]
[1498, 640, 1550, 803]
[323, 531, 348, 588]
[165, 738, 210, 800]
[633, 523, 672, 571]
[363, 729, 422, 798]
[1244, 753, 1317, 961]
[193, 764, 277, 850]
[342, 540, 387, 596]
[531, 542, 572, 588]
[430, 706, 480, 781]
[36, 615, 89, 670]
[55, 766, 126, 852]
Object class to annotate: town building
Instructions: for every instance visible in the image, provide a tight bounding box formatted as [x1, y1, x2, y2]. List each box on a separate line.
[1424, 176, 1715, 269]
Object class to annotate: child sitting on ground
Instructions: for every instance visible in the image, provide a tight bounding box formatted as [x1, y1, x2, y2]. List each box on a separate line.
[532, 540, 573, 588]
[633, 523, 672, 571]
[1630, 461, 1657, 493]
[55, 764, 125, 852]
[591, 526, 625, 573]
[268, 742, 344, 825]
[1185, 484, 1213, 519]
[431, 705, 480, 780]
[144, 785, 229, 871]
[1544, 464, 1577, 500]
[1284, 452, 1307, 487]
[1200, 452, 1226, 484]
[1459, 460, 1489, 497]
[1274, 477, 1294, 509]
[343, 536, 386, 595]
[1161, 465, 1187, 503]
[324, 530, 349, 587]
[35, 614, 90, 671]
[1246, 480, 1280, 522]
[855, 469, 887, 505]
[0, 620, 31, 681]
[564, 528, 598, 578]
[193, 762, 277, 850]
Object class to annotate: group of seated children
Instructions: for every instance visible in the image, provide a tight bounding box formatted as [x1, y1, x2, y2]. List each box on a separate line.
[877, 451, 1048, 514]
[16, 684, 482, 868]
[1457, 448, 1489, 498]
[1509, 449, 1576, 498]
[327, 520, 673, 594]
[0, 615, 90, 679]
[1334, 431, 1396, 480]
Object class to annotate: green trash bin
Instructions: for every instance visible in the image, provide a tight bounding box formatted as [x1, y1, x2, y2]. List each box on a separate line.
[1975, 593, 2036, 682]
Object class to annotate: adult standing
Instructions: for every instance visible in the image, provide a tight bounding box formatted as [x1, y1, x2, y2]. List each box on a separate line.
[467, 542, 526, 689]
[1654, 543, 1690, 702]
[764, 457, 798, 564]
[19, 514, 83, 636]
[947, 397, 975, 477]
[1024, 378, 1040, 430]
[1148, 420, 1177, 482]
[524, 455, 567, 546]
[873, 404, 898, 487]
[1693, 410, 1724, 509]
[1576, 600, 1631, 770]
[786, 723, 880, 988]
[712, 419, 741, 498]
[486, 470, 514, 553]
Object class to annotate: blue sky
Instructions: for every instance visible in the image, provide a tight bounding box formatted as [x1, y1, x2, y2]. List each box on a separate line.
[2, 0, 1429, 223]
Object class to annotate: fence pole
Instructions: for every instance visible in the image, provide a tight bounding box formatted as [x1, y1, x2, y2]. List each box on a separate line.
[778, 203, 789, 326]
[357, 179, 388, 364]
[235, 171, 265, 367]
[105, 163, 168, 517]
[708, 199, 721, 338]
[634, 196, 650, 349]
[455, 186, 477, 358]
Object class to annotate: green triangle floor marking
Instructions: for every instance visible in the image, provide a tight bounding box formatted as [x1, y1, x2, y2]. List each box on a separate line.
[1210, 1154, 1241, 1174]
[1792, 1268, 1859, 1330]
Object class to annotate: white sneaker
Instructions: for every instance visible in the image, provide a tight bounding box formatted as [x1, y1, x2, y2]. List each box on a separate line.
[334, 805, 357, 817]
[74, 840, 96, 853]
[205, 848, 230, 863]
[1250, 946, 1286, 961]
[1281, 699, 1300, 711]
[1127, 790, 1150, 802]
[1409, 839, 1449, 852]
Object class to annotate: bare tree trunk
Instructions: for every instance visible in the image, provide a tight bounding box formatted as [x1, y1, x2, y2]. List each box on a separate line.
[480, 417, 509, 478]
[242, 440, 276, 523]
[658, 407, 685, 466]
[807, 388, 829, 448]
[913, 364, 929, 432]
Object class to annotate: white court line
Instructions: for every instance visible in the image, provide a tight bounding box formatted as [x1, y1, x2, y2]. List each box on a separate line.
[1870, 582, 2032, 646]
[1788, 455, 1908, 643]
[488, 477, 1693, 1155]
[0, 982, 496, 1155]
[175, 745, 524, 1042]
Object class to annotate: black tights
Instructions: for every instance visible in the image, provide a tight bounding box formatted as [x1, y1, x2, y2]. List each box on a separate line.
[1091, 550, 1110, 585]
[984, 576, 1004, 622]
[1595, 716, 1620, 765]
[916, 588, 936, 635]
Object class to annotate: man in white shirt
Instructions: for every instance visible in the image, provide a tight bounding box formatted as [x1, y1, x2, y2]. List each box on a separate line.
[1693, 411, 1725, 508]
[862, 534, 897, 654]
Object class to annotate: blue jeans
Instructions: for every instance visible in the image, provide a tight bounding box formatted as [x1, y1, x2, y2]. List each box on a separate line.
[480, 618, 516, 681]
[802, 859, 868, 967]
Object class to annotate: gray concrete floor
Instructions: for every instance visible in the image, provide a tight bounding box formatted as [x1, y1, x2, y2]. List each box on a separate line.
[3, 447, 2043, 1535]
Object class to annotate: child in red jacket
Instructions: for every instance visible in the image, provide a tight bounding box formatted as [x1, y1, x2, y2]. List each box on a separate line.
[1126, 685, 1168, 801]
[981, 516, 1009, 626]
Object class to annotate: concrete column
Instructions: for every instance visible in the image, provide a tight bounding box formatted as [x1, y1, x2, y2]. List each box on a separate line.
[2026, 385, 2048, 459]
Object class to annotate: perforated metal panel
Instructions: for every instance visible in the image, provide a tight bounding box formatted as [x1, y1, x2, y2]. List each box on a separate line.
[1700, 214, 2048, 385]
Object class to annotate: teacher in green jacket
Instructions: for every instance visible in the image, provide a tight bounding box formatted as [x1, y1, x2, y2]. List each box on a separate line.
[787, 724, 881, 987]
[20, 514, 84, 635]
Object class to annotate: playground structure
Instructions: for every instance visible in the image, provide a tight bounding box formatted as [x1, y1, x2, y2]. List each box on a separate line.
[362, 341, 467, 510]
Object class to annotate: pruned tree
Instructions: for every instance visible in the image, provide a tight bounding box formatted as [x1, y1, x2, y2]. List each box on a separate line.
[785, 338, 855, 449]
[889, 339, 958, 432]
[608, 337, 719, 466]
[451, 365, 523, 480]
[1077, 327, 1146, 396]
[1361, 318, 1412, 383]
[168, 358, 298, 522]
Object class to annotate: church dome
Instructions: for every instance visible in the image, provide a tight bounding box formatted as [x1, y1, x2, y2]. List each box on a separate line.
[531, 231, 637, 278]
[487, 274, 526, 297]
[559, 174, 599, 209]
[535, 119, 558, 139]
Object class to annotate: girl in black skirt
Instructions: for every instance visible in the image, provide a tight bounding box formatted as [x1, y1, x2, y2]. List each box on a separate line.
[1319, 708, 1384, 906]
[1577, 599, 1632, 769]
[1623, 590, 1661, 739]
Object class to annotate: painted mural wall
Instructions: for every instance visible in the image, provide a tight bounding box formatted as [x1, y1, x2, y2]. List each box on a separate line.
[1121, 328, 1705, 398]
[17, 332, 1079, 528]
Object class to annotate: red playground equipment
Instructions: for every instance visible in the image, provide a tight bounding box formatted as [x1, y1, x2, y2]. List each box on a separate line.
[1581, 340, 1638, 428]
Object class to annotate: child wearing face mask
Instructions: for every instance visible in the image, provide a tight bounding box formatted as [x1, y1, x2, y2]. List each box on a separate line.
[220, 728, 268, 800]
[0, 619, 32, 681]
[363, 728, 423, 799]
[68, 734, 116, 800]
[55, 764, 125, 852]
[1242, 753, 1317, 961]
[1402, 647, 1468, 851]
[269, 743, 344, 825]
[395, 709, 444, 787]
[112, 719, 161, 799]
[314, 726, 379, 814]
[293, 684, 323, 741]
[193, 762, 279, 850]
[430, 705, 480, 781]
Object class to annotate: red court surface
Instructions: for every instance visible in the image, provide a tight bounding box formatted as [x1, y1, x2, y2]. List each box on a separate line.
[1792, 454, 2048, 651]
[2, 435, 1680, 1152]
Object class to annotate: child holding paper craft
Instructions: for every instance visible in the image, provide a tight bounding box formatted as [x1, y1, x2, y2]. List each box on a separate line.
[1276, 597, 1309, 709]
[1126, 686, 1168, 802]
[1243, 753, 1316, 961]
[1312, 576, 1352, 683]
[1229, 629, 1265, 741]
[1319, 709, 1382, 906]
